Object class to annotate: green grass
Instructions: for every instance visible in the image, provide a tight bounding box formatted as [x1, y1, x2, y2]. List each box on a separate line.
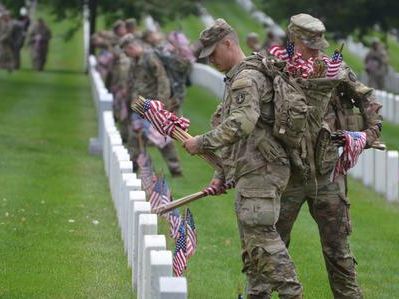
[204, 0, 266, 55]
[381, 122, 399, 151]
[163, 15, 206, 41]
[0, 9, 133, 299]
[387, 36, 399, 73]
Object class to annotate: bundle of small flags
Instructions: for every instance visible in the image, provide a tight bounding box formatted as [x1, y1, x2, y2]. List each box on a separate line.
[268, 44, 343, 79]
[132, 113, 172, 149]
[331, 131, 367, 181]
[172, 208, 197, 276]
[143, 99, 190, 137]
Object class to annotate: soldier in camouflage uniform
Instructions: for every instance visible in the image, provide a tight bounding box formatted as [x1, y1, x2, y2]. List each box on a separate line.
[28, 18, 52, 71]
[364, 38, 389, 90]
[120, 35, 183, 176]
[183, 19, 303, 299]
[0, 11, 14, 72]
[274, 14, 383, 299]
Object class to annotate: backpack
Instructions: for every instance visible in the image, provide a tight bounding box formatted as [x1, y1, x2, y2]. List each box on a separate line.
[242, 53, 341, 180]
[153, 48, 191, 102]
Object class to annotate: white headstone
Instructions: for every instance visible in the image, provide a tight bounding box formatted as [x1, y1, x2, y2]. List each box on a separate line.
[158, 277, 187, 299]
[141, 235, 166, 299]
[394, 96, 399, 125]
[127, 190, 146, 267]
[386, 151, 399, 202]
[362, 149, 375, 187]
[374, 150, 387, 194]
[137, 215, 158, 299]
[150, 251, 173, 299]
[132, 201, 151, 289]
[123, 179, 142, 251]
[350, 152, 364, 180]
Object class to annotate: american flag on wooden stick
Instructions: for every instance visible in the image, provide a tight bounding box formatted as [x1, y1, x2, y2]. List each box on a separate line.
[185, 208, 197, 258]
[173, 220, 187, 276]
[168, 208, 181, 240]
[143, 99, 190, 136]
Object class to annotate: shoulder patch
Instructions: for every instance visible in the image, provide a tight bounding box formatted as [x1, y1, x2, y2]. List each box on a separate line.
[231, 78, 253, 90]
[348, 71, 357, 82]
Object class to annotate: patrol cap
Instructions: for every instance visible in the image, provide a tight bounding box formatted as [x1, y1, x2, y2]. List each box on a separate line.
[125, 18, 137, 28]
[246, 32, 259, 40]
[198, 18, 234, 58]
[112, 19, 125, 32]
[119, 33, 142, 48]
[288, 13, 329, 50]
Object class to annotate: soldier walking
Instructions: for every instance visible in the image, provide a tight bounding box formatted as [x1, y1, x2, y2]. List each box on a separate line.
[0, 11, 15, 72]
[364, 38, 389, 89]
[28, 18, 52, 71]
[183, 19, 303, 299]
[120, 35, 183, 177]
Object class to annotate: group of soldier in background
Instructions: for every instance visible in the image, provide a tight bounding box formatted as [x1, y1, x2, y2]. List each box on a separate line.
[91, 19, 195, 177]
[0, 3, 51, 72]
[364, 38, 389, 89]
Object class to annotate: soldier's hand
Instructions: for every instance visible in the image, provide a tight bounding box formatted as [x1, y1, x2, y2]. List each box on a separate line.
[183, 136, 201, 155]
[203, 178, 226, 196]
[331, 130, 346, 146]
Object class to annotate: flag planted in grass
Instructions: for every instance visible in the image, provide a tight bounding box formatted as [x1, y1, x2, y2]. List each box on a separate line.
[186, 208, 197, 258]
[173, 220, 187, 276]
[168, 208, 181, 240]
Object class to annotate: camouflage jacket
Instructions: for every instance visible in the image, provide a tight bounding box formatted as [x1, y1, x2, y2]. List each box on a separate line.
[198, 58, 289, 181]
[316, 62, 383, 175]
[127, 50, 171, 105]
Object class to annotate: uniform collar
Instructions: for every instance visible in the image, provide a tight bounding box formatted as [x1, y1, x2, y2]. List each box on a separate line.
[225, 61, 243, 81]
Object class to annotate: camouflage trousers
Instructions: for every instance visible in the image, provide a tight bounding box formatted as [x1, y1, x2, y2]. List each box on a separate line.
[235, 164, 303, 299]
[128, 128, 182, 175]
[276, 174, 363, 299]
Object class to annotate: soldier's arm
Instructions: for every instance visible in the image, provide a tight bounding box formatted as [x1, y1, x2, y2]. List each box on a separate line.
[150, 56, 171, 102]
[198, 73, 262, 151]
[340, 65, 383, 146]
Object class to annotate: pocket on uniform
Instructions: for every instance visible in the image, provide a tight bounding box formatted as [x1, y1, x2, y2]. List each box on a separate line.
[338, 193, 352, 236]
[238, 189, 278, 227]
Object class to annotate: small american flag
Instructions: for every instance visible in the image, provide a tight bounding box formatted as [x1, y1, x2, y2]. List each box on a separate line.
[324, 50, 343, 78]
[173, 220, 187, 276]
[149, 177, 163, 209]
[185, 208, 197, 258]
[268, 42, 294, 61]
[137, 153, 155, 192]
[332, 131, 367, 181]
[168, 208, 181, 240]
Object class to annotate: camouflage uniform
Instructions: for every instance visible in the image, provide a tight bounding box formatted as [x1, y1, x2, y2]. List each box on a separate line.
[364, 40, 389, 90]
[275, 14, 382, 299]
[197, 19, 303, 299]
[0, 14, 14, 71]
[28, 19, 52, 71]
[124, 38, 182, 175]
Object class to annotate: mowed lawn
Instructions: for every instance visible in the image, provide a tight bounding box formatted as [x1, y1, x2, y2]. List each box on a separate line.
[0, 11, 133, 299]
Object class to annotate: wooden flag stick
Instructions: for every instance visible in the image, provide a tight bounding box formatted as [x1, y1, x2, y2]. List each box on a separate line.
[131, 96, 224, 172]
[153, 182, 235, 215]
[152, 191, 206, 215]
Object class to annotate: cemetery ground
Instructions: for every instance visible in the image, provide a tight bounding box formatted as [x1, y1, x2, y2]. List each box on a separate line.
[0, 6, 399, 299]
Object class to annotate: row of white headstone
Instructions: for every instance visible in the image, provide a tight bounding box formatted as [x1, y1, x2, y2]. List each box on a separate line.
[88, 56, 187, 299]
[189, 62, 399, 202]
